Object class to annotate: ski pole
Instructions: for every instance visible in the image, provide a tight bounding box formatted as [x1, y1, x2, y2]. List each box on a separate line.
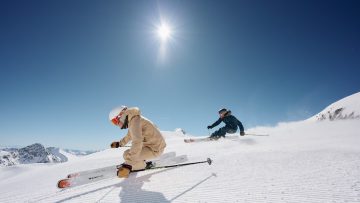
[132, 158, 213, 172]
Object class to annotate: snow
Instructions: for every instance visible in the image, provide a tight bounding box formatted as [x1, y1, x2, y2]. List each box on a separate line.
[0, 93, 360, 202]
[56, 149, 79, 162]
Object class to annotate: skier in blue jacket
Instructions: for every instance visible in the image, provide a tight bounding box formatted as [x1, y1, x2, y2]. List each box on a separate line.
[207, 108, 245, 139]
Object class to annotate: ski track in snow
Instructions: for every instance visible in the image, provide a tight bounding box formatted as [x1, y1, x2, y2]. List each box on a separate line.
[1, 120, 360, 202]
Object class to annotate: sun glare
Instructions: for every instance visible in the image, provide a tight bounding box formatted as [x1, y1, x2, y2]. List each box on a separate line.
[154, 19, 175, 63]
[157, 23, 171, 42]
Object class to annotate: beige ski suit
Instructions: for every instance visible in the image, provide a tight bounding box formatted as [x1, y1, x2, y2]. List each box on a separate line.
[118, 107, 166, 170]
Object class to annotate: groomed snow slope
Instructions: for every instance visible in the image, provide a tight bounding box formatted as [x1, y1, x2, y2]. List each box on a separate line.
[0, 119, 359, 202]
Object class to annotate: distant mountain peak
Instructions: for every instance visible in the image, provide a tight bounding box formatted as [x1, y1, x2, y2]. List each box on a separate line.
[18, 143, 49, 164]
[0, 143, 96, 167]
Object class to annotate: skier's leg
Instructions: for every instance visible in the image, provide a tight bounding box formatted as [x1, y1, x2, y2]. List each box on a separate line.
[139, 146, 164, 160]
[123, 146, 165, 170]
[210, 129, 220, 140]
[226, 128, 237, 135]
[210, 127, 227, 139]
[218, 127, 228, 138]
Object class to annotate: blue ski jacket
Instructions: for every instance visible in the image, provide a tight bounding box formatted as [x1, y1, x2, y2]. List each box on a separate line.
[209, 112, 244, 132]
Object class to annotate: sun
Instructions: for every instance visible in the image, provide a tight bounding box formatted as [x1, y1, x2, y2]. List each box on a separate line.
[157, 23, 172, 42]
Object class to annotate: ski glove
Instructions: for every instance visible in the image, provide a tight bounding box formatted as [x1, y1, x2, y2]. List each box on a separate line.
[240, 131, 245, 136]
[110, 141, 120, 148]
[207, 126, 212, 129]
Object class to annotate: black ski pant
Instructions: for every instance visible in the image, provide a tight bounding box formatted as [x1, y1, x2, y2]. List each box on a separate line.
[210, 127, 237, 139]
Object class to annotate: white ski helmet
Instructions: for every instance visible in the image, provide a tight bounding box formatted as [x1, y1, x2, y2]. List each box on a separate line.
[109, 105, 128, 126]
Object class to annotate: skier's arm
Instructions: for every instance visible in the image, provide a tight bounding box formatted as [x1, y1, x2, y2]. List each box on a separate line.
[110, 133, 131, 148]
[118, 107, 141, 147]
[236, 118, 245, 132]
[119, 132, 132, 147]
[209, 118, 222, 129]
[123, 115, 143, 165]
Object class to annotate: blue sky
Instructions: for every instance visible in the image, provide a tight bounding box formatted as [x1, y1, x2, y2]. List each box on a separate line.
[1, 0, 359, 150]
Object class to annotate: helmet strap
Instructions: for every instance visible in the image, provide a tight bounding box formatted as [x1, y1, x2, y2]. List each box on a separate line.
[121, 116, 129, 129]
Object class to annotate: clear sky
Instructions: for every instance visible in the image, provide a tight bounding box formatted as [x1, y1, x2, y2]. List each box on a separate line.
[1, 0, 359, 150]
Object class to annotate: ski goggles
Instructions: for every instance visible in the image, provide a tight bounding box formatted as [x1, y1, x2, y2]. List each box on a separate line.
[111, 108, 127, 126]
[111, 116, 122, 126]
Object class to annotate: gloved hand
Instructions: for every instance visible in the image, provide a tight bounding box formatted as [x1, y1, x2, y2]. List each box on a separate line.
[207, 125, 212, 129]
[240, 131, 245, 136]
[110, 141, 120, 148]
[117, 163, 132, 178]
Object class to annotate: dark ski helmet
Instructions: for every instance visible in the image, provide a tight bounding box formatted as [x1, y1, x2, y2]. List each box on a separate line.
[218, 108, 228, 114]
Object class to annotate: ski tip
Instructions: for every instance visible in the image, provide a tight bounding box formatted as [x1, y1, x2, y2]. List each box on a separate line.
[207, 158, 212, 165]
[57, 179, 71, 189]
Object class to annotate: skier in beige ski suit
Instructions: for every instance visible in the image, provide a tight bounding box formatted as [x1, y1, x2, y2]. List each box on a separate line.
[109, 106, 166, 178]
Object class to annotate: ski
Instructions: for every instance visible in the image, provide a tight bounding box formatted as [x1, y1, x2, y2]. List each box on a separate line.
[149, 154, 188, 168]
[57, 154, 187, 189]
[58, 168, 115, 189]
[245, 133, 269, 136]
[66, 151, 176, 178]
[184, 135, 240, 143]
[184, 133, 269, 143]
[184, 137, 211, 143]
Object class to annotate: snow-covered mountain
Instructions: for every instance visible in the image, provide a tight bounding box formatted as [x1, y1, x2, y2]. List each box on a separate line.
[46, 147, 69, 163]
[308, 92, 360, 121]
[0, 93, 359, 202]
[0, 150, 19, 166]
[18, 143, 53, 164]
[0, 144, 93, 167]
[1, 143, 64, 166]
